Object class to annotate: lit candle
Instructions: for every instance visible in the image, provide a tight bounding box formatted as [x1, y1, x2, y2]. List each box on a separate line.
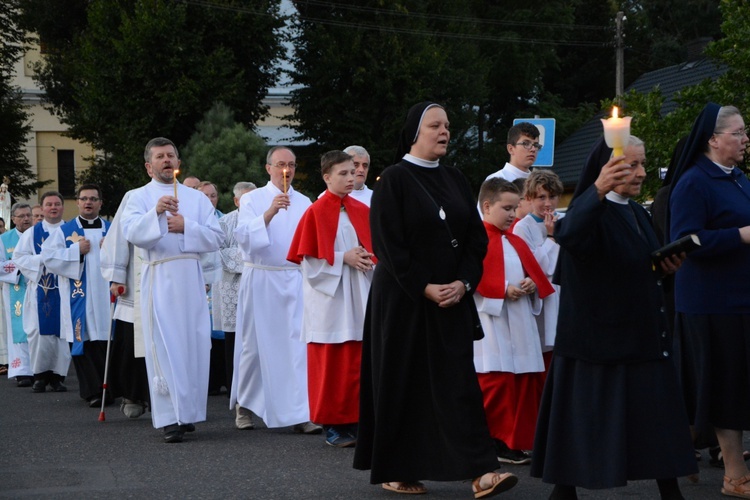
[600, 106, 632, 157]
[283, 168, 288, 194]
[173, 169, 180, 199]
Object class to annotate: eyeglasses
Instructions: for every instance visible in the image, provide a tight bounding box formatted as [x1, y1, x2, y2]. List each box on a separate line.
[272, 161, 296, 169]
[714, 130, 748, 138]
[78, 196, 100, 202]
[514, 140, 543, 151]
[13, 214, 32, 219]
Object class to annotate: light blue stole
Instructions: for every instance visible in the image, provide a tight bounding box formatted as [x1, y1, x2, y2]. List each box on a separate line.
[1, 229, 26, 343]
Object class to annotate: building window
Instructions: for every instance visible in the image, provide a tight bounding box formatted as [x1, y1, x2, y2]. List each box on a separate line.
[57, 150, 76, 197]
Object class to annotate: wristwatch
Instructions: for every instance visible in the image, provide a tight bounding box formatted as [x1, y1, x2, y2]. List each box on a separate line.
[461, 279, 471, 293]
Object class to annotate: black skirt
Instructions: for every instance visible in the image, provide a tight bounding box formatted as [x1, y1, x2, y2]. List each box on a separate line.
[675, 313, 750, 433]
[530, 355, 697, 489]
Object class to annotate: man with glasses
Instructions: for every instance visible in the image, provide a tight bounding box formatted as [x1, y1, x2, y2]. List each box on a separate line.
[485, 122, 543, 184]
[41, 185, 112, 407]
[232, 146, 322, 434]
[0, 203, 34, 387]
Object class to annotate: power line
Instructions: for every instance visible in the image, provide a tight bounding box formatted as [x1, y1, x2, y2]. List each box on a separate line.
[180, 0, 609, 48]
[294, 0, 606, 31]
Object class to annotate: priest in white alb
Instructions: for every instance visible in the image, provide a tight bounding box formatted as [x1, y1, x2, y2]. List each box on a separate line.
[121, 137, 223, 443]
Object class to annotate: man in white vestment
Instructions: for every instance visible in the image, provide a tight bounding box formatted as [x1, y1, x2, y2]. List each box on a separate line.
[121, 137, 223, 443]
[13, 191, 70, 393]
[42, 184, 112, 407]
[344, 145, 373, 207]
[231, 146, 321, 434]
[0, 203, 34, 387]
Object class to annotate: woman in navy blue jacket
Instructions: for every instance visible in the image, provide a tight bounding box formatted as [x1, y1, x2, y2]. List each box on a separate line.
[669, 103, 750, 498]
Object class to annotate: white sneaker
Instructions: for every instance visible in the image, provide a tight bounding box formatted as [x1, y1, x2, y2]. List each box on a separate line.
[235, 404, 255, 430]
[120, 399, 146, 419]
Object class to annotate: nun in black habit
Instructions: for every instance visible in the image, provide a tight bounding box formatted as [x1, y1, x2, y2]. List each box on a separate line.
[353, 102, 518, 498]
[530, 136, 697, 499]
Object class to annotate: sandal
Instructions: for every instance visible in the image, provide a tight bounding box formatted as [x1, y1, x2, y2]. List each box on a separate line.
[472, 472, 518, 499]
[722, 474, 750, 498]
[382, 482, 427, 495]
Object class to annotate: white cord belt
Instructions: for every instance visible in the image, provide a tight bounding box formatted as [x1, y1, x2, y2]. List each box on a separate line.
[244, 262, 298, 272]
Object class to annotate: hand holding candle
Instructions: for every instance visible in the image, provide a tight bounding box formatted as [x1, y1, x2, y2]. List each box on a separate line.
[601, 106, 632, 158]
[173, 169, 180, 199]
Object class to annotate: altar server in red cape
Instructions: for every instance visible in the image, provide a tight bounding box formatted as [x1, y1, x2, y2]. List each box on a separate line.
[287, 150, 375, 448]
[474, 178, 555, 465]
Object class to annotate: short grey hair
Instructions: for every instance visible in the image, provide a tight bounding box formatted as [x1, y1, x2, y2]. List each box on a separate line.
[233, 181, 256, 197]
[628, 135, 644, 148]
[11, 202, 31, 217]
[343, 145, 370, 160]
[715, 106, 742, 133]
[144, 137, 179, 162]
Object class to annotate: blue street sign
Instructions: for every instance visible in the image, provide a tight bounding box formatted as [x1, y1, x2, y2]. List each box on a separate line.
[513, 118, 556, 167]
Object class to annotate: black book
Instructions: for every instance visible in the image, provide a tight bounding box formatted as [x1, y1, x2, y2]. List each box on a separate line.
[651, 234, 701, 266]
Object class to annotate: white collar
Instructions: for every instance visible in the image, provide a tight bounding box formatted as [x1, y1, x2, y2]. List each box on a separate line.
[605, 191, 630, 205]
[404, 154, 439, 168]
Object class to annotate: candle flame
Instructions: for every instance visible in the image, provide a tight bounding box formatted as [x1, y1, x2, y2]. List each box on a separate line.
[612, 106, 619, 119]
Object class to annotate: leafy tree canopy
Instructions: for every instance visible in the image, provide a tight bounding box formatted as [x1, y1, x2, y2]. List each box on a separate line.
[181, 102, 268, 213]
[0, 1, 49, 201]
[18, 0, 285, 214]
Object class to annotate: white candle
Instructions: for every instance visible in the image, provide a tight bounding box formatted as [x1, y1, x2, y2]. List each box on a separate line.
[601, 106, 632, 157]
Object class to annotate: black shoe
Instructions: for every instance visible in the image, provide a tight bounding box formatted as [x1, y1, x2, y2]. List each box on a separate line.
[31, 380, 47, 393]
[163, 424, 184, 443]
[179, 423, 196, 433]
[88, 397, 103, 408]
[16, 377, 33, 388]
[494, 439, 532, 465]
[49, 378, 67, 392]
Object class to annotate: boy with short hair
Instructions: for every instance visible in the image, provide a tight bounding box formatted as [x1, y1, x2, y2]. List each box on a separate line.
[474, 178, 555, 465]
[287, 150, 376, 448]
[484, 122, 543, 183]
[512, 170, 564, 366]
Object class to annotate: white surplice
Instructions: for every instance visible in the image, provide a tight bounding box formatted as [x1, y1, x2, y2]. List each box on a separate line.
[230, 182, 312, 427]
[216, 209, 243, 333]
[42, 218, 111, 343]
[513, 213, 561, 349]
[121, 180, 223, 429]
[0, 230, 31, 378]
[473, 237, 544, 374]
[300, 212, 372, 344]
[13, 220, 71, 377]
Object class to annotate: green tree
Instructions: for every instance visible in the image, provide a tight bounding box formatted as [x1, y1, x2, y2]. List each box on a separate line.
[19, 0, 284, 214]
[0, 1, 49, 200]
[181, 102, 268, 214]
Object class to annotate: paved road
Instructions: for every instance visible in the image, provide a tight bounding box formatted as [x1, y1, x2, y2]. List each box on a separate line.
[0, 368, 733, 499]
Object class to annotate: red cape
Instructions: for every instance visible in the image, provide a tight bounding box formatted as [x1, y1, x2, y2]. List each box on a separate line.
[287, 190, 375, 265]
[476, 221, 554, 299]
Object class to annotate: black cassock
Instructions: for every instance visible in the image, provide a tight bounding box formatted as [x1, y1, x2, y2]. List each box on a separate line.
[353, 159, 497, 483]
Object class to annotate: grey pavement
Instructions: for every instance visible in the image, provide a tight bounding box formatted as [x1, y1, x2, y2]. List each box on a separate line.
[0, 367, 734, 499]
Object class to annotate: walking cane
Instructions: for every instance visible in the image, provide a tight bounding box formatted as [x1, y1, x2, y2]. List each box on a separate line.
[99, 286, 124, 422]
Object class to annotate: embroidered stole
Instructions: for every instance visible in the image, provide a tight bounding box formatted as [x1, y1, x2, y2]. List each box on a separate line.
[33, 223, 61, 337]
[61, 218, 109, 355]
[1, 229, 26, 343]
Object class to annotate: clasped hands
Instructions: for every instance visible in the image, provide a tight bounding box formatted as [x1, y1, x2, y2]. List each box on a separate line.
[156, 195, 185, 233]
[344, 246, 374, 272]
[506, 278, 536, 301]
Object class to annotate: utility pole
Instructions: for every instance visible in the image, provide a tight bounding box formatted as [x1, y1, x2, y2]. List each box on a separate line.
[615, 11, 626, 101]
